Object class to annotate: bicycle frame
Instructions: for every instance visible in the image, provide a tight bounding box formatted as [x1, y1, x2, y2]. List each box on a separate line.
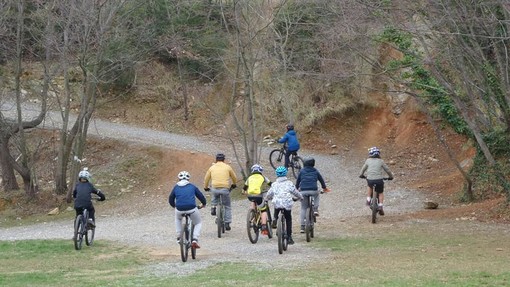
[304, 195, 316, 242]
[247, 200, 272, 243]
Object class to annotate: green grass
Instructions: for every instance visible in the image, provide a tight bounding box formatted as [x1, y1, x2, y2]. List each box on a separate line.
[1, 223, 510, 287]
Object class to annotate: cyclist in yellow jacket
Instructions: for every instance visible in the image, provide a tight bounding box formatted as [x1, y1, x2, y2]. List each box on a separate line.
[204, 153, 238, 231]
[243, 164, 272, 235]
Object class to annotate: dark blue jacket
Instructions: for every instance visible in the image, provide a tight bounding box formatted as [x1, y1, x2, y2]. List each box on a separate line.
[73, 181, 105, 209]
[296, 166, 326, 191]
[169, 181, 207, 211]
[278, 130, 300, 152]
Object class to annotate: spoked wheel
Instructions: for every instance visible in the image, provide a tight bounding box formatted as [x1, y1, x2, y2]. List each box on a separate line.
[266, 209, 273, 239]
[291, 156, 304, 178]
[269, 149, 284, 170]
[247, 209, 259, 244]
[371, 196, 379, 224]
[190, 224, 197, 260]
[180, 223, 189, 262]
[277, 215, 284, 254]
[305, 207, 313, 242]
[85, 223, 95, 246]
[217, 206, 225, 238]
[73, 215, 84, 250]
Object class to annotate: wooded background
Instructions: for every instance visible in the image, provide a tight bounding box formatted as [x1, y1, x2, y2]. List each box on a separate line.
[1, 0, 509, 204]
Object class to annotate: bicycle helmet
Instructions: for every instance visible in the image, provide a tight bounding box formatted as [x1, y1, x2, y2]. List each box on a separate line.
[251, 164, 263, 173]
[368, 146, 380, 157]
[78, 169, 91, 180]
[286, 124, 294, 131]
[178, 171, 191, 180]
[275, 166, 288, 177]
[216, 153, 225, 161]
[303, 157, 315, 167]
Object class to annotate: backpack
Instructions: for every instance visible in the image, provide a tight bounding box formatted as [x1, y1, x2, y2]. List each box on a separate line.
[246, 173, 265, 195]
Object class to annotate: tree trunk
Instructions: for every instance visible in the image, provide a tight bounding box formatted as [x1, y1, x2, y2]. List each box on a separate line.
[0, 137, 19, 191]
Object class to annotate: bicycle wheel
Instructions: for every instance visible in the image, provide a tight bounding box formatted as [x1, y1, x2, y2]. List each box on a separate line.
[291, 156, 304, 178]
[190, 223, 197, 260]
[277, 213, 284, 254]
[305, 205, 312, 242]
[269, 149, 284, 169]
[73, 215, 84, 250]
[217, 205, 224, 238]
[85, 224, 95, 246]
[180, 220, 189, 262]
[282, 216, 288, 251]
[266, 208, 273, 239]
[246, 209, 259, 244]
[371, 195, 378, 224]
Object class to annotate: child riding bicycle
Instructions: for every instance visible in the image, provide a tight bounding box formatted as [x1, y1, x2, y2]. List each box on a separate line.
[296, 157, 330, 233]
[243, 164, 272, 235]
[265, 166, 303, 245]
[169, 171, 207, 248]
[278, 124, 300, 168]
[73, 168, 106, 227]
[359, 147, 394, 215]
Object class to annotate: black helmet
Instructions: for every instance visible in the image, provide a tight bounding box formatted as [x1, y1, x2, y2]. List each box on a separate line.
[286, 124, 294, 131]
[303, 157, 315, 167]
[216, 153, 225, 161]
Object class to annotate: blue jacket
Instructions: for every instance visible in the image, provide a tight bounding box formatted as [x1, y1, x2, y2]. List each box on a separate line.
[296, 166, 326, 191]
[278, 130, 300, 152]
[169, 180, 207, 211]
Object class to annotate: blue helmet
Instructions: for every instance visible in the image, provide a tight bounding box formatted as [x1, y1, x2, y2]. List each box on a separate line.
[368, 147, 380, 157]
[275, 166, 288, 177]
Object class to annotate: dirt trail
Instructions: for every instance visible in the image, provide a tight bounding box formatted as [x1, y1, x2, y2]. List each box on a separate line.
[0, 106, 426, 274]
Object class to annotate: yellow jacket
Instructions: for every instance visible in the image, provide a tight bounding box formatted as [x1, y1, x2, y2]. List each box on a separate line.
[204, 161, 238, 189]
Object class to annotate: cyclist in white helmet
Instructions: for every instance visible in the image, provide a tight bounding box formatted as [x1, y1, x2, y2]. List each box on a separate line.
[169, 171, 207, 248]
[359, 147, 394, 215]
[73, 168, 105, 227]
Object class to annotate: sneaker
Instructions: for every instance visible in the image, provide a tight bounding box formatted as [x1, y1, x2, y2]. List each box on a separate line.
[191, 239, 200, 249]
[261, 226, 268, 235]
[87, 218, 95, 228]
[225, 223, 231, 231]
[271, 221, 277, 229]
[300, 225, 305, 233]
[176, 237, 181, 244]
[379, 207, 385, 216]
[288, 236, 295, 245]
[211, 207, 216, 216]
[313, 211, 319, 217]
[366, 199, 370, 206]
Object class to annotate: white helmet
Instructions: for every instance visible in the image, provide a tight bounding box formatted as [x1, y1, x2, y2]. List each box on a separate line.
[78, 169, 91, 180]
[178, 171, 191, 180]
[251, 164, 263, 173]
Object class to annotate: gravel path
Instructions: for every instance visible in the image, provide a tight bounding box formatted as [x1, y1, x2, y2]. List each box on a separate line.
[0, 102, 425, 275]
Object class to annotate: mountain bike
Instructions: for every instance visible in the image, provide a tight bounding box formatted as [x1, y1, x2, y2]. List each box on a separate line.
[275, 208, 289, 254]
[361, 177, 391, 224]
[246, 200, 273, 244]
[179, 206, 202, 262]
[73, 208, 95, 250]
[304, 195, 316, 242]
[269, 143, 304, 178]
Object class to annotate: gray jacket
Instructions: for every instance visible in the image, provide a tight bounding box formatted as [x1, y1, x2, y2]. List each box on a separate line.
[360, 158, 394, 180]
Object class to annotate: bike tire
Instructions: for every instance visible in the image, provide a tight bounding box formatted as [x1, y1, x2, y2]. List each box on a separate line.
[291, 156, 304, 178]
[217, 205, 224, 238]
[74, 215, 84, 250]
[371, 196, 378, 224]
[266, 209, 273, 239]
[277, 213, 284, 254]
[85, 224, 95, 246]
[247, 209, 259, 244]
[180, 222, 189, 262]
[191, 224, 196, 260]
[305, 206, 312, 242]
[269, 149, 284, 169]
